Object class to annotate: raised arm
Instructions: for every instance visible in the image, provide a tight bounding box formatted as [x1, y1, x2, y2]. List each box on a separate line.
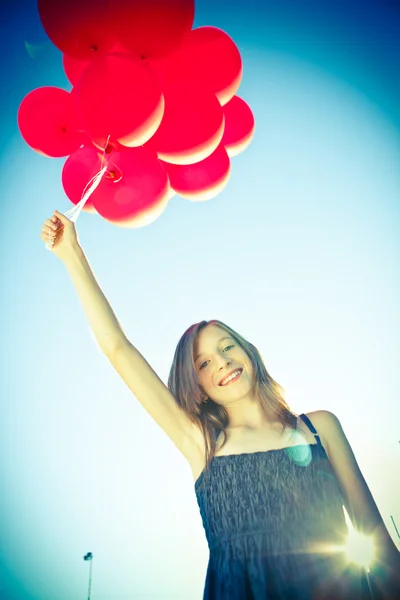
[40, 211, 204, 465]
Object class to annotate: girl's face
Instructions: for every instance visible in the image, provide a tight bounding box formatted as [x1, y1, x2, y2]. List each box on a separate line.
[194, 325, 254, 405]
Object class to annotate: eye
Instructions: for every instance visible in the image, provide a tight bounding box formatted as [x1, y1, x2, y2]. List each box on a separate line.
[198, 345, 234, 370]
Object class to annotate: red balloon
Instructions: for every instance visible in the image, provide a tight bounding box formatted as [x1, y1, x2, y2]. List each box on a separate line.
[38, 0, 115, 60]
[161, 144, 231, 201]
[62, 42, 129, 86]
[92, 147, 170, 227]
[75, 53, 164, 149]
[62, 54, 90, 87]
[145, 80, 224, 165]
[18, 87, 85, 157]
[62, 146, 101, 213]
[222, 96, 255, 157]
[110, 0, 194, 60]
[62, 146, 169, 226]
[92, 139, 131, 154]
[150, 26, 242, 106]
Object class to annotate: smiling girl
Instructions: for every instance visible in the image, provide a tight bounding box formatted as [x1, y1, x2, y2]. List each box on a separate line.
[40, 210, 400, 599]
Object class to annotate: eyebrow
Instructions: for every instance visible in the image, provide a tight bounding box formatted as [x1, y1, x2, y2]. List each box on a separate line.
[194, 336, 234, 362]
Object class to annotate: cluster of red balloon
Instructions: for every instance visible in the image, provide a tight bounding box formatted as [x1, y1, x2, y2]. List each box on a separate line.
[18, 0, 255, 228]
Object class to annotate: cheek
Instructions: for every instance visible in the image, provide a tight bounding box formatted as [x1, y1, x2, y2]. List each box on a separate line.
[200, 372, 215, 391]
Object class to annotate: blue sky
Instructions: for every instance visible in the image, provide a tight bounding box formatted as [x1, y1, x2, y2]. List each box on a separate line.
[1, 0, 400, 598]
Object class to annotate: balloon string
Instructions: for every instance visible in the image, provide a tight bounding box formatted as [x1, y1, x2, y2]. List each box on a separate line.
[65, 137, 111, 223]
[64, 162, 108, 223]
[46, 137, 111, 251]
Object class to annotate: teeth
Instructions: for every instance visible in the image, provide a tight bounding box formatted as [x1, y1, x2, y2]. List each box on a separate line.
[221, 370, 241, 386]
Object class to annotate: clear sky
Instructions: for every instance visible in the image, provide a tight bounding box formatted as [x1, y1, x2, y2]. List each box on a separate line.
[1, 0, 400, 598]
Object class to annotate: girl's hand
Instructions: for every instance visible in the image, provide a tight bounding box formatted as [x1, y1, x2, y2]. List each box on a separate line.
[40, 210, 80, 261]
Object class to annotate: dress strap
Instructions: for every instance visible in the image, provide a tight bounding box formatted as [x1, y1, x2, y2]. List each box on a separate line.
[298, 413, 322, 447]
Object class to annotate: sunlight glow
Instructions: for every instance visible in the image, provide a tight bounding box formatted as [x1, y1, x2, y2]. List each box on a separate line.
[343, 508, 375, 570]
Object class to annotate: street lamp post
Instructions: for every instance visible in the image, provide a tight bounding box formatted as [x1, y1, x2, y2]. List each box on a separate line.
[390, 516, 400, 542]
[83, 552, 93, 600]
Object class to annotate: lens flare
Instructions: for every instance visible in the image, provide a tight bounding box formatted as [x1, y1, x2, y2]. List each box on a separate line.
[343, 508, 375, 570]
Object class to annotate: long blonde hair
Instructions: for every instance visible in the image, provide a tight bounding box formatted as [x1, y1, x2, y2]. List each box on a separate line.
[167, 320, 297, 489]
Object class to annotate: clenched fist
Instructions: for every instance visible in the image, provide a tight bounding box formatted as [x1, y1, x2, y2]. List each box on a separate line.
[40, 210, 80, 261]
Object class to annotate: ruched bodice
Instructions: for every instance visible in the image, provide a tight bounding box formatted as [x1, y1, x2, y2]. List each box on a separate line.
[194, 414, 370, 599]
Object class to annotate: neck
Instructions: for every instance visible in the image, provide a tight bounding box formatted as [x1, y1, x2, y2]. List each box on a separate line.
[224, 398, 277, 430]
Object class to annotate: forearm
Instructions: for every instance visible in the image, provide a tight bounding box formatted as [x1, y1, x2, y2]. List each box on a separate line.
[369, 522, 400, 599]
[62, 244, 126, 354]
[371, 521, 400, 566]
[349, 502, 400, 565]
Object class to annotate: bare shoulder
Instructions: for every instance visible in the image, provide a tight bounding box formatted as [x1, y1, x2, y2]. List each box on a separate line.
[305, 409, 339, 428]
[303, 410, 342, 454]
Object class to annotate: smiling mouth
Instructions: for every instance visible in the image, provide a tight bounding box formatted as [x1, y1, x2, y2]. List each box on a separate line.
[219, 369, 243, 386]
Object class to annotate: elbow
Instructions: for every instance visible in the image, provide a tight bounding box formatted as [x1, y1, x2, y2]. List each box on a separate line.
[101, 334, 127, 358]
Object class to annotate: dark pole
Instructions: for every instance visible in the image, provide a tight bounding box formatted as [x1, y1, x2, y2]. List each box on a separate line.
[390, 516, 400, 541]
[83, 552, 93, 600]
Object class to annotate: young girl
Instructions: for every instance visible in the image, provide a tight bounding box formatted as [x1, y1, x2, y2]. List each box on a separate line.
[41, 210, 400, 599]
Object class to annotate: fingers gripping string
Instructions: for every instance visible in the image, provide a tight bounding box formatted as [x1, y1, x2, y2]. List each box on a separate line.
[45, 164, 108, 251]
[46, 140, 111, 251]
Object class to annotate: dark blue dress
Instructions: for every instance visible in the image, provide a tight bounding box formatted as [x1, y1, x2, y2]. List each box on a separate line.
[195, 413, 371, 599]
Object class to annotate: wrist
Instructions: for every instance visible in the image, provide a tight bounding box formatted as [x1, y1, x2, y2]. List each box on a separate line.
[61, 243, 85, 266]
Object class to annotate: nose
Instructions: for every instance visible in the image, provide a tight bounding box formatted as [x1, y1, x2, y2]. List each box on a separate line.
[217, 353, 232, 370]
